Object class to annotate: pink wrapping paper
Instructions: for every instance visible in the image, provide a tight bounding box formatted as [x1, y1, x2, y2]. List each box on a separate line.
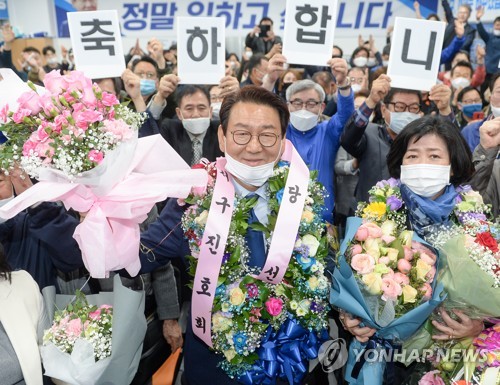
[0, 135, 207, 278]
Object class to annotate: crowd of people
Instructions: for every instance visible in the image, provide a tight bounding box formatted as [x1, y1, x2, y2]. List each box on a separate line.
[0, 1, 499, 384]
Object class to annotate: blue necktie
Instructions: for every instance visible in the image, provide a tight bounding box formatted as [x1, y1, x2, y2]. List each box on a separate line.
[245, 197, 266, 269]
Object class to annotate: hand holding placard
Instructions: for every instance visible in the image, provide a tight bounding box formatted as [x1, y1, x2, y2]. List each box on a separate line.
[428, 84, 452, 116]
[365, 74, 391, 109]
[387, 17, 445, 91]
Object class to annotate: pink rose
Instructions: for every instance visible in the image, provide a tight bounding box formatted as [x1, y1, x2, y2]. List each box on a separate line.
[89, 309, 101, 320]
[393, 272, 410, 286]
[36, 139, 55, 159]
[43, 70, 68, 94]
[38, 93, 58, 116]
[419, 252, 436, 266]
[66, 318, 83, 337]
[418, 370, 445, 385]
[22, 139, 39, 156]
[350, 244, 363, 256]
[355, 226, 369, 242]
[17, 91, 42, 114]
[88, 149, 104, 164]
[351, 253, 376, 274]
[36, 125, 50, 142]
[382, 269, 394, 279]
[381, 277, 402, 301]
[378, 256, 391, 265]
[65, 71, 93, 94]
[265, 297, 283, 317]
[397, 259, 412, 274]
[363, 222, 383, 238]
[102, 119, 133, 141]
[382, 235, 396, 244]
[100, 92, 119, 107]
[412, 241, 434, 256]
[420, 283, 433, 300]
[12, 108, 31, 124]
[53, 114, 68, 133]
[403, 246, 414, 261]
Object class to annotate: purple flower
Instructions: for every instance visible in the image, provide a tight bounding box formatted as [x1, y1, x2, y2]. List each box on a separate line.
[456, 184, 472, 193]
[310, 301, 324, 313]
[387, 178, 399, 188]
[222, 253, 230, 264]
[386, 196, 403, 211]
[246, 283, 259, 298]
[455, 195, 463, 204]
[375, 178, 399, 189]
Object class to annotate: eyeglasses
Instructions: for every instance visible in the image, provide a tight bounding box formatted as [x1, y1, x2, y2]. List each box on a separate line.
[288, 99, 321, 110]
[350, 77, 365, 85]
[387, 102, 421, 113]
[461, 98, 482, 104]
[230, 130, 280, 147]
[135, 71, 157, 79]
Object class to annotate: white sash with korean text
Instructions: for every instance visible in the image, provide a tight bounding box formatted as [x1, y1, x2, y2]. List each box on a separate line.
[191, 140, 309, 345]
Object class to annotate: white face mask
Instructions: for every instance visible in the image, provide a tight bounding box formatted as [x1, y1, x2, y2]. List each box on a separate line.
[290, 109, 319, 132]
[388, 111, 421, 135]
[224, 140, 282, 187]
[47, 57, 58, 65]
[211, 102, 222, 119]
[491, 104, 500, 118]
[493, 30, 500, 37]
[353, 57, 368, 67]
[182, 117, 210, 135]
[366, 58, 377, 67]
[400, 164, 451, 198]
[244, 51, 253, 60]
[382, 60, 389, 67]
[451, 77, 471, 89]
[351, 84, 362, 93]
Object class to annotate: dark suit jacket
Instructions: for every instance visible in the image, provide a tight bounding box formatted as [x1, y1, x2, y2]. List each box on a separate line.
[159, 118, 223, 164]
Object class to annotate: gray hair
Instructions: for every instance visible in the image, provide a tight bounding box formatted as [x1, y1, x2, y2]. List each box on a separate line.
[286, 79, 325, 102]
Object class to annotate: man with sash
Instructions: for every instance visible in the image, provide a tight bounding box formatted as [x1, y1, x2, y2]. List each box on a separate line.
[139, 86, 326, 385]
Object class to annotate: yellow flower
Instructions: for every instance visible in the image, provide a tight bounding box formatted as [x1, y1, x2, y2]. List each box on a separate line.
[224, 349, 236, 361]
[402, 285, 418, 304]
[194, 210, 209, 226]
[290, 300, 298, 310]
[308, 276, 319, 290]
[301, 210, 315, 223]
[296, 308, 306, 317]
[364, 238, 381, 260]
[229, 288, 245, 306]
[362, 272, 383, 294]
[416, 259, 432, 281]
[212, 313, 233, 332]
[221, 302, 231, 312]
[385, 248, 399, 262]
[363, 202, 387, 220]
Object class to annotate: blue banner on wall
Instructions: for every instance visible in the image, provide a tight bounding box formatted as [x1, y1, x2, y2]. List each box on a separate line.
[0, 0, 9, 20]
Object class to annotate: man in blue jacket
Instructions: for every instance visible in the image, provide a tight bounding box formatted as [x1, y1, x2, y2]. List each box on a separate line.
[285, 58, 354, 223]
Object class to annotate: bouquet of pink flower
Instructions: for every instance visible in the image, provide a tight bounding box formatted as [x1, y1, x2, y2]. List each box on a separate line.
[0, 71, 208, 278]
[348, 220, 437, 322]
[43, 291, 113, 362]
[41, 275, 147, 385]
[0, 70, 145, 180]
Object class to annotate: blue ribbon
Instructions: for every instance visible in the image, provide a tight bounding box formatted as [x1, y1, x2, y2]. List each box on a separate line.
[238, 318, 328, 385]
[350, 335, 401, 383]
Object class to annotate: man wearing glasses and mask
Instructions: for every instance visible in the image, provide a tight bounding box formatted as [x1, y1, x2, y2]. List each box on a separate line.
[285, 58, 354, 223]
[341, 74, 455, 210]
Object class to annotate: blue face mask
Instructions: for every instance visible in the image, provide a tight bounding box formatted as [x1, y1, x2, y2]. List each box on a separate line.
[140, 79, 157, 96]
[461, 103, 482, 118]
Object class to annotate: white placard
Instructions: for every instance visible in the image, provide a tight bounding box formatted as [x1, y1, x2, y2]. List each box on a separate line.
[282, 0, 337, 67]
[68, 10, 126, 79]
[0, 69, 35, 112]
[177, 17, 225, 84]
[387, 17, 445, 91]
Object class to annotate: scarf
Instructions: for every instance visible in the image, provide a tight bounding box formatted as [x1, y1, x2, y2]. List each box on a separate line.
[400, 184, 458, 238]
